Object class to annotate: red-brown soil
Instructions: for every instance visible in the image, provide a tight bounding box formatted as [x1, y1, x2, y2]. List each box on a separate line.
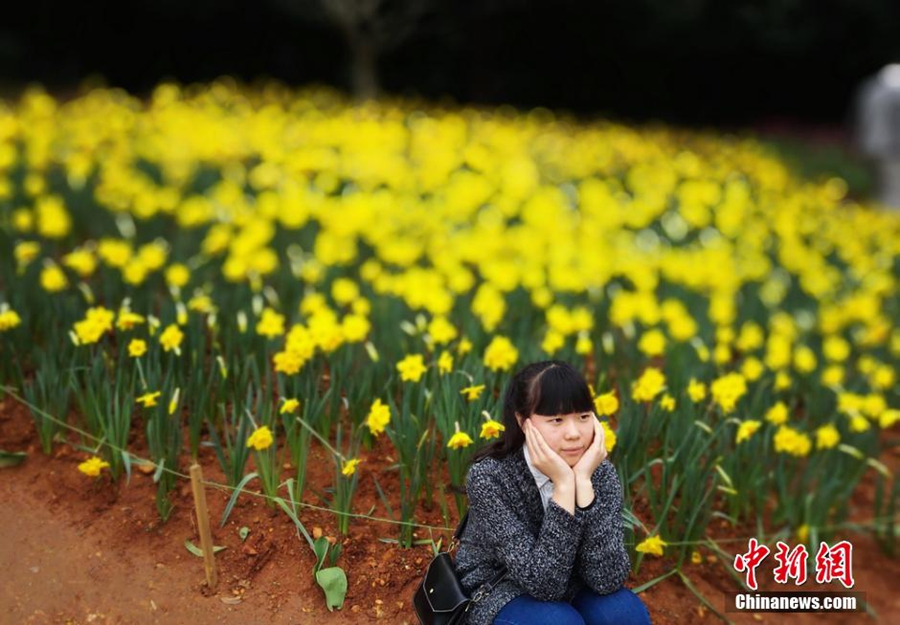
[1, 396, 898, 624]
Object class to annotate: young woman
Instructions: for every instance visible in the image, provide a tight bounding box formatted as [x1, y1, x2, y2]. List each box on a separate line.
[456, 360, 651, 625]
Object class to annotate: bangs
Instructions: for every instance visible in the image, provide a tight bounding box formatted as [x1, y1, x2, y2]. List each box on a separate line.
[529, 363, 593, 417]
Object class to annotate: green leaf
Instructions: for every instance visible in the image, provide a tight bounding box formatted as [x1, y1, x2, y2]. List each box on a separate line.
[152, 458, 165, 484]
[274, 496, 315, 550]
[677, 569, 731, 624]
[184, 540, 227, 557]
[630, 567, 677, 593]
[220, 472, 259, 528]
[239, 526, 250, 541]
[122, 450, 132, 486]
[315, 566, 347, 611]
[0, 451, 27, 468]
[313, 536, 329, 574]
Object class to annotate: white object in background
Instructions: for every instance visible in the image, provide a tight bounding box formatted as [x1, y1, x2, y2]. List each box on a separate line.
[856, 64, 900, 208]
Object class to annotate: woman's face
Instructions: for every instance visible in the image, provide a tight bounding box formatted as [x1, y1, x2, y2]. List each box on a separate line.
[519, 410, 596, 467]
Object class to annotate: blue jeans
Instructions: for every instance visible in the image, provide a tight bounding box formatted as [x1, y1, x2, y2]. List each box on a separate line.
[493, 587, 651, 625]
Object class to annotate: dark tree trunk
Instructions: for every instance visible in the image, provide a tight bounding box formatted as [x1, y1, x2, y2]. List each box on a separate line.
[348, 34, 379, 100]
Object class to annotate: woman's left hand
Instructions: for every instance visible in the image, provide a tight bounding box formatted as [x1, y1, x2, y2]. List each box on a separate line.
[573, 417, 607, 482]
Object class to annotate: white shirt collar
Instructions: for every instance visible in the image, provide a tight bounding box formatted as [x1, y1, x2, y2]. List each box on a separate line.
[522, 444, 552, 489]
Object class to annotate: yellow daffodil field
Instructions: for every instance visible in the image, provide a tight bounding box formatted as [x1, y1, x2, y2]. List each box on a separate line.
[1, 80, 899, 615]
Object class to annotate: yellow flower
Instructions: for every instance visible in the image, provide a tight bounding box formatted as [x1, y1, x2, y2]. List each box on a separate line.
[460, 384, 486, 401]
[796, 524, 809, 543]
[632, 367, 666, 402]
[366, 398, 391, 436]
[273, 349, 306, 375]
[710, 372, 747, 414]
[331, 278, 360, 305]
[740, 357, 764, 382]
[62, 247, 97, 277]
[159, 323, 183, 353]
[601, 420, 617, 453]
[793, 345, 817, 374]
[457, 337, 473, 355]
[165, 263, 190, 288]
[736, 419, 762, 444]
[635, 535, 668, 557]
[879, 409, 900, 429]
[136, 391, 161, 407]
[188, 294, 215, 314]
[116, 310, 145, 331]
[280, 398, 301, 414]
[341, 458, 361, 477]
[774, 370, 792, 391]
[247, 425, 274, 451]
[694, 342, 710, 363]
[480, 419, 505, 440]
[73, 307, 115, 345]
[12, 209, 33, 232]
[40, 263, 68, 292]
[122, 259, 148, 286]
[594, 391, 619, 416]
[98, 238, 132, 268]
[660, 394, 676, 412]
[764, 402, 789, 426]
[472, 283, 505, 331]
[397, 353, 428, 382]
[871, 365, 895, 391]
[765, 335, 792, 370]
[0, 307, 22, 332]
[341, 314, 370, 342]
[862, 394, 886, 418]
[447, 422, 474, 450]
[849, 415, 870, 433]
[638, 329, 666, 357]
[351, 298, 370, 316]
[256, 308, 285, 338]
[138, 241, 168, 271]
[128, 339, 147, 357]
[691, 551, 703, 565]
[428, 316, 458, 344]
[821, 365, 844, 387]
[823, 335, 850, 362]
[736, 321, 764, 352]
[483, 336, 519, 371]
[78, 456, 110, 477]
[687, 378, 706, 402]
[815, 424, 840, 450]
[541, 329, 565, 355]
[35, 195, 72, 239]
[773, 425, 812, 457]
[713, 343, 731, 365]
[15, 241, 40, 267]
[438, 350, 453, 375]
[575, 333, 593, 356]
[300, 292, 328, 316]
[858, 355, 878, 375]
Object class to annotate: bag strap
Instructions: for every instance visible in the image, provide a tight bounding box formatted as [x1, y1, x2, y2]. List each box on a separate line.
[453, 511, 469, 542]
[471, 568, 508, 604]
[451, 510, 508, 604]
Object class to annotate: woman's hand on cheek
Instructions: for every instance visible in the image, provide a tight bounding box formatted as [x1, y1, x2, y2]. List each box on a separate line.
[525, 420, 574, 485]
[573, 417, 607, 481]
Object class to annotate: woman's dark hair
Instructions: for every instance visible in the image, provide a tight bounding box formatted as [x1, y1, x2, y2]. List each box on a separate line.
[471, 360, 594, 464]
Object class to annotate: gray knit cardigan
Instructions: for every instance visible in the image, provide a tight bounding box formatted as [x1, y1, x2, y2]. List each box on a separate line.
[455, 446, 631, 625]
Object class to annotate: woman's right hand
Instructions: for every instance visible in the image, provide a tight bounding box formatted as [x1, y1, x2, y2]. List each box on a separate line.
[523, 419, 574, 486]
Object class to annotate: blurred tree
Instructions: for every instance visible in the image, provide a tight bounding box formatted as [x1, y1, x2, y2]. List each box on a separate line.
[270, 0, 438, 99]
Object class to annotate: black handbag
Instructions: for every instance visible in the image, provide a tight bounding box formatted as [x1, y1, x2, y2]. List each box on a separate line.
[413, 511, 507, 625]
